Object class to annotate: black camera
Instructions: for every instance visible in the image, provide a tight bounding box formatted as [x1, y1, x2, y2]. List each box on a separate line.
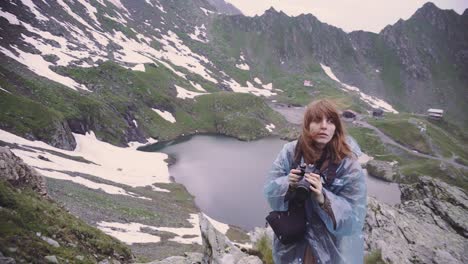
[292, 163, 321, 202]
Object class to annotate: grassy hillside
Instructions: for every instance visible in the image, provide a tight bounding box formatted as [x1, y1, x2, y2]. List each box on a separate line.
[0, 60, 292, 148]
[0, 179, 133, 263]
[349, 114, 468, 191]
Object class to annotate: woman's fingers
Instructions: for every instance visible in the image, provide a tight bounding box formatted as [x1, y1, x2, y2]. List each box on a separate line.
[288, 173, 301, 183]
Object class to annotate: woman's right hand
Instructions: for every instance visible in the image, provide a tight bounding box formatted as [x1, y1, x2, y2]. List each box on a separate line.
[288, 169, 302, 187]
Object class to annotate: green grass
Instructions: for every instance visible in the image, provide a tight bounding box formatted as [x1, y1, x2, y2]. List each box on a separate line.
[369, 118, 433, 155]
[0, 180, 132, 263]
[347, 126, 398, 161]
[365, 249, 386, 264]
[397, 157, 467, 191]
[254, 234, 273, 264]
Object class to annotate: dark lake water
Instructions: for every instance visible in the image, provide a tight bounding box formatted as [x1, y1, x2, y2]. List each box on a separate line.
[143, 134, 400, 231]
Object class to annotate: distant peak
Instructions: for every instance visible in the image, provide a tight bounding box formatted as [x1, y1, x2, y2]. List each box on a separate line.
[422, 2, 438, 10]
[266, 6, 278, 13]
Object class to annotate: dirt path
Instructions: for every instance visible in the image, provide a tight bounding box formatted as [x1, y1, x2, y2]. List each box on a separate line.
[354, 120, 468, 171]
[270, 103, 467, 171]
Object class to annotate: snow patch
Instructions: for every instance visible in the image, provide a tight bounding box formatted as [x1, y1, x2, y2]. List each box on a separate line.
[262, 83, 273, 90]
[56, 0, 95, 30]
[97, 221, 161, 244]
[131, 64, 145, 72]
[320, 63, 398, 113]
[98, 214, 202, 245]
[37, 169, 151, 200]
[254, 77, 262, 84]
[144, 0, 154, 7]
[132, 120, 138, 127]
[0, 86, 12, 94]
[236, 52, 250, 70]
[189, 81, 207, 92]
[0, 129, 172, 191]
[236, 63, 250, 70]
[127, 138, 159, 150]
[107, 0, 129, 13]
[152, 108, 176, 123]
[266, 123, 276, 132]
[20, 0, 49, 21]
[0, 46, 89, 91]
[223, 79, 276, 97]
[200, 7, 215, 15]
[75, 0, 101, 27]
[0, 10, 21, 25]
[175, 85, 207, 99]
[189, 24, 208, 43]
[155, 2, 166, 13]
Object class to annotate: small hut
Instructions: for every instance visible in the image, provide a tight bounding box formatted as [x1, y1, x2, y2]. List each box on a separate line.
[427, 108, 443, 119]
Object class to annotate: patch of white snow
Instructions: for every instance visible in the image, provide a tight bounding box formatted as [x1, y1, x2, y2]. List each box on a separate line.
[152, 108, 176, 123]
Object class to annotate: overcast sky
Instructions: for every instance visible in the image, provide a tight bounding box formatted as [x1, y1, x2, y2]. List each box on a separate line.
[224, 0, 468, 33]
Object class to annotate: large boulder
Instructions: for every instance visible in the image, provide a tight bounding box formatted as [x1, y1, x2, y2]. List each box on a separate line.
[0, 147, 47, 195]
[366, 159, 397, 182]
[199, 213, 262, 264]
[364, 176, 467, 263]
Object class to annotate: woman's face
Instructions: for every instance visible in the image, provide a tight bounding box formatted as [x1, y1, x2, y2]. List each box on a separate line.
[309, 116, 336, 146]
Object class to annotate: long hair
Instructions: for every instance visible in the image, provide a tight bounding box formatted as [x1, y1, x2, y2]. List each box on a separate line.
[294, 99, 352, 165]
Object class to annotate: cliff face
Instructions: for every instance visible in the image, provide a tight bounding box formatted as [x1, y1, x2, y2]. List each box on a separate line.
[365, 176, 468, 263]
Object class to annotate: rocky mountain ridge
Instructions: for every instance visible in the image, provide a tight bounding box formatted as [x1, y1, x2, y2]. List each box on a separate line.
[0, 1, 467, 152]
[365, 176, 468, 263]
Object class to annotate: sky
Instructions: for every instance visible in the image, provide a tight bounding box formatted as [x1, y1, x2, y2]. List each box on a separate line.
[224, 0, 468, 33]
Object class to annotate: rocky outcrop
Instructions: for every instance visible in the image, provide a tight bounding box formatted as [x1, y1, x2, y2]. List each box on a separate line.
[200, 213, 262, 264]
[366, 159, 398, 182]
[147, 253, 203, 264]
[364, 176, 468, 264]
[150, 214, 262, 264]
[0, 146, 47, 195]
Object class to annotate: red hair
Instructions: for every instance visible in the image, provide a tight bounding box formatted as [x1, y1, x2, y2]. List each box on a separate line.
[294, 99, 352, 164]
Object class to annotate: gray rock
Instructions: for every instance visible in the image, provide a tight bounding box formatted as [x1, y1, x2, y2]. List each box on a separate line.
[0, 147, 47, 196]
[199, 213, 262, 264]
[45, 256, 59, 264]
[147, 252, 202, 264]
[0, 251, 16, 264]
[41, 236, 60, 248]
[236, 256, 262, 264]
[366, 160, 397, 182]
[364, 176, 468, 264]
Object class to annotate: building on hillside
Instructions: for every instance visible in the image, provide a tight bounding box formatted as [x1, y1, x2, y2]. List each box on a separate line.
[427, 108, 444, 119]
[303, 80, 314, 87]
[342, 109, 357, 119]
[372, 108, 384, 117]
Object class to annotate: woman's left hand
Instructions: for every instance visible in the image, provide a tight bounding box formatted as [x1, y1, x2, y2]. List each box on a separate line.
[305, 173, 325, 205]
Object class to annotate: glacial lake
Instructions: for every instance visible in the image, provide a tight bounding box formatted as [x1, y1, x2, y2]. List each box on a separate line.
[142, 134, 400, 231]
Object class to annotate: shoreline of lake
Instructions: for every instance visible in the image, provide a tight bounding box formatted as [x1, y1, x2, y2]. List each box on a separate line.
[145, 134, 401, 231]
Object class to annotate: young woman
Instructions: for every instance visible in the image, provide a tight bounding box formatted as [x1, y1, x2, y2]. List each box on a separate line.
[264, 99, 367, 264]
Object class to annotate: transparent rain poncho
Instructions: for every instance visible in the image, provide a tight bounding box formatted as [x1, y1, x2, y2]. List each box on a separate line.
[264, 136, 367, 264]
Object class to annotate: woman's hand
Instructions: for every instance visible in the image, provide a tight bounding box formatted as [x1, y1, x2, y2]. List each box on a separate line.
[305, 173, 325, 204]
[288, 169, 302, 187]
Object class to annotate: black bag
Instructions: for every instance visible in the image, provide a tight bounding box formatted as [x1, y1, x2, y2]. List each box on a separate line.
[266, 201, 306, 244]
